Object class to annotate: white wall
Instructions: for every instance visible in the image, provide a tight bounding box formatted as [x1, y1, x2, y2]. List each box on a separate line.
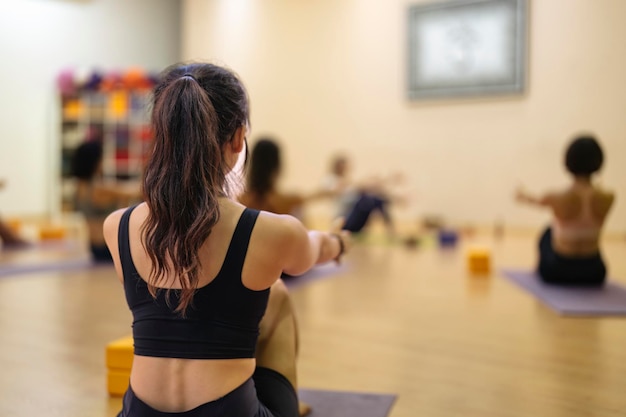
[0, 0, 180, 216]
[182, 0, 626, 233]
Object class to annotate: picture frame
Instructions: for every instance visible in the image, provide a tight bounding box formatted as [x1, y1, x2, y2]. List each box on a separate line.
[407, 0, 527, 100]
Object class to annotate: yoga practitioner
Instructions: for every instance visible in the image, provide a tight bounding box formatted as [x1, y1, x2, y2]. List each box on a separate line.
[103, 63, 350, 417]
[516, 135, 615, 286]
[72, 140, 139, 262]
[324, 154, 403, 235]
[238, 138, 329, 218]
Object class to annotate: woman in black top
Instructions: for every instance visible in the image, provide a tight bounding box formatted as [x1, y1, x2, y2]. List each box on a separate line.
[104, 63, 349, 417]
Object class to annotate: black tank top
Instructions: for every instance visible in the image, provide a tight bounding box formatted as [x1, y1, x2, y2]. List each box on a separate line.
[118, 205, 270, 359]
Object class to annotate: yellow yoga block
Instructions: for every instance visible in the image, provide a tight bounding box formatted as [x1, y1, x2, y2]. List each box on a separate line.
[106, 336, 133, 396]
[107, 368, 131, 397]
[38, 225, 67, 240]
[106, 335, 134, 370]
[467, 248, 491, 274]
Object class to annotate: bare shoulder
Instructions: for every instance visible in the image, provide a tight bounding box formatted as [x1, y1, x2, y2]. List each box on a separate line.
[596, 187, 615, 201]
[103, 208, 127, 239]
[102, 208, 129, 283]
[252, 210, 310, 263]
[593, 187, 615, 212]
[254, 210, 307, 244]
[103, 208, 128, 250]
[242, 210, 308, 289]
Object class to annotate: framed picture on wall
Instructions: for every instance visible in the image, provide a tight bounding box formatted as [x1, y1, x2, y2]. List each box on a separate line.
[407, 0, 527, 100]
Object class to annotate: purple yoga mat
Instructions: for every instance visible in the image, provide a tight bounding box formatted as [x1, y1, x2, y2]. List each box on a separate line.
[0, 257, 98, 278]
[299, 388, 396, 417]
[283, 262, 349, 291]
[502, 269, 626, 316]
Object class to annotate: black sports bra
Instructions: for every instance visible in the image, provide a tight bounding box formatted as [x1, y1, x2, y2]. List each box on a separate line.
[118, 205, 270, 359]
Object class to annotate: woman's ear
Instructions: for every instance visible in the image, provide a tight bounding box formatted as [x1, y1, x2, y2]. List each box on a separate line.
[231, 126, 246, 154]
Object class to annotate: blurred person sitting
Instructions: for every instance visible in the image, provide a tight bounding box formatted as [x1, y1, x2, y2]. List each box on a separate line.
[323, 154, 404, 236]
[516, 134, 615, 286]
[238, 138, 329, 218]
[72, 141, 140, 262]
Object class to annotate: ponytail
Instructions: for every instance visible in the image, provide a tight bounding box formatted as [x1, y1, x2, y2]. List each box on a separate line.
[142, 74, 225, 315]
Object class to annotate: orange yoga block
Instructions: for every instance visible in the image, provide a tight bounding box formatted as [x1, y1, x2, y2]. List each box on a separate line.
[106, 335, 134, 369]
[107, 368, 131, 397]
[106, 336, 133, 396]
[38, 225, 67, 240]
[467, 248, 491, 275]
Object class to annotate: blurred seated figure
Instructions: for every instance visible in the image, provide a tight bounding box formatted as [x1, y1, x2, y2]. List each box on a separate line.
[239, 138, 328, 218]
[516, 135, 615, 286]
[71, 141, 140, 262]
[323, 154, 403, 236]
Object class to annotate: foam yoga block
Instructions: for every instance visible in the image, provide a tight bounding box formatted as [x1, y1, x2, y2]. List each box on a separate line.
[38, 225, 67, 240]
[106, 335, 133, 396]
[467, 247, 491, 274]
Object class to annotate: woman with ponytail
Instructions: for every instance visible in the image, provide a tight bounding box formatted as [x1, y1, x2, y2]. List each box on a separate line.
[103, 63, 349, 417]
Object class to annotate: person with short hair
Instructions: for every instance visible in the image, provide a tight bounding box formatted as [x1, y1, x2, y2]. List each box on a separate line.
[516, 135, 615, 286]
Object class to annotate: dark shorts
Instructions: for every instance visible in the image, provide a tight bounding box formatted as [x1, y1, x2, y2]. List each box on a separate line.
[343, 193, 390, 233]
[117, 367, 298, 417]
[538, 227, 606, 287]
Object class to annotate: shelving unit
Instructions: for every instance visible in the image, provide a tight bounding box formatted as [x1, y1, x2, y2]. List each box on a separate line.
[58, 71, 155, 211]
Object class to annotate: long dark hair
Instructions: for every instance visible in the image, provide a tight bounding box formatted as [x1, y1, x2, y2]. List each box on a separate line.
[247, 138, 281, 200]
[142, 63, 249, 314]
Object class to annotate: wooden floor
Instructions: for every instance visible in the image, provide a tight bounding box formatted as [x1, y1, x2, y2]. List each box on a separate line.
[1, 231, 626, 417]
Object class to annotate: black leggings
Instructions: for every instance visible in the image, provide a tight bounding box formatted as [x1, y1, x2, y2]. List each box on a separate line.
[538, 227, 606, 286]
[117, 367, 298, 417]
[342, 193, 391, 233]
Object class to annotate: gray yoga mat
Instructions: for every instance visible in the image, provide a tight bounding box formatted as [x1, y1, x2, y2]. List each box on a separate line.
[0, 257, 95, 278]
[299, 388, 396, 417]
[502, 269, 626, 316]
[283, 262, 349, 291]
[0, 241, 95, 278]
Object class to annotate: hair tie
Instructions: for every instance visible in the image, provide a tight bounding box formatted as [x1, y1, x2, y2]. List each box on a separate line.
[182, 73, 196, 81]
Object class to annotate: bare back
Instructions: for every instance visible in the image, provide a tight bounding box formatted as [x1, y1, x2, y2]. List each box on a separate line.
[548, 185, 614, 255]
[103, 199, 302, 412]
